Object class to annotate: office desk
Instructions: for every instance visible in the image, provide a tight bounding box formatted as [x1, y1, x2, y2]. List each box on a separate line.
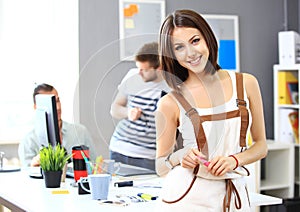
[0, 170, 282, 212]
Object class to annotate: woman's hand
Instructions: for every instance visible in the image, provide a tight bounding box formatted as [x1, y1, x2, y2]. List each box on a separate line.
[206, 156, 237, 176]
[181, 150, 238, 176]
[181, 148, 206, 169]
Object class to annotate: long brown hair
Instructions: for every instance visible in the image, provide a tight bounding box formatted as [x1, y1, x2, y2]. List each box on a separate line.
[159, 9, 221, 90]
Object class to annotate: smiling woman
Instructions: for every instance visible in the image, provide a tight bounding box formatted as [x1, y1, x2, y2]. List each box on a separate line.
[0, 0, 79, 143]
[155, 9, 267, 211]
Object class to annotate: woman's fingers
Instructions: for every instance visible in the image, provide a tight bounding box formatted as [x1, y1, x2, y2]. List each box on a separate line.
[208, 156, 232, 176]
[181, 148, 199, 168]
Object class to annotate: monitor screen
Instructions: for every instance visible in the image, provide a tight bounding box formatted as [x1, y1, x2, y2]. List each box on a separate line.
[35, 94, 60, 147]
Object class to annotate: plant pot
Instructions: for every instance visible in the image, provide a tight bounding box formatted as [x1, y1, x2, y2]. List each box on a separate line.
[43, 170, 62, 188]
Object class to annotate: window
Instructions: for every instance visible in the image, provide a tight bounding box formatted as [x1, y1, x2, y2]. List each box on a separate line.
[0, 0, 79, 143]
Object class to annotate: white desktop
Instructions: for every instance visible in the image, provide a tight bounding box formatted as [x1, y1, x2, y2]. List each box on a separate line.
[0, 167, 282, 212]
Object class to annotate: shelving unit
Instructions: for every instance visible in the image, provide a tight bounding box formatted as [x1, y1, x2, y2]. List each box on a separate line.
[296, 144, 300, 196]
[273, 64, 300, 197]
[257, 140, 294, 198]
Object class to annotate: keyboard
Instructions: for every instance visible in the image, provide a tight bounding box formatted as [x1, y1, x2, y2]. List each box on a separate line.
[65, 163, 156, 177]
[115, 164, 156, 177]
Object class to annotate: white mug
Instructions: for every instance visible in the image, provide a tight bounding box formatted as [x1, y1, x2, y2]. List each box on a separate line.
[79, 174, 110, 200]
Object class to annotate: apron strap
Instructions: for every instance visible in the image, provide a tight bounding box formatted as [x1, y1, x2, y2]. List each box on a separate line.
[162, 165, 199, 204]
[223, 179, 242, 212]
[171, 91, 208, 156]
[172, 73, 249, 150]
[235, 72, 249, 148]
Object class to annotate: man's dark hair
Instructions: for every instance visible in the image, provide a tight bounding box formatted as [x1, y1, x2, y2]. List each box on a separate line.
[33, 83, 54, 104]
[135, 42, 160, 69]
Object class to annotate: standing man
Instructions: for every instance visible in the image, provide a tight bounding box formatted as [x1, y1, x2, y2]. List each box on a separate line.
[109, 42, 170, 170]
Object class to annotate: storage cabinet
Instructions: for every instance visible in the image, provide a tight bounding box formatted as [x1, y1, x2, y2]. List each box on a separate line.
[258, 140, 294, 198]
[273, 64, 300, 197]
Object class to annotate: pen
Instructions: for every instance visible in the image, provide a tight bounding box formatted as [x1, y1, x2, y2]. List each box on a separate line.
[197, 156, 210, 167]
[80, 150, 89, 162]
[114, 181, 133, 187]
[98, 200, 129, 206]
[137, 193, 158, 201]
[115, 194, 146, 202]
[134, 185, 162, 188]
[80, 150, 92, 173]
[94, 156, 103, 174]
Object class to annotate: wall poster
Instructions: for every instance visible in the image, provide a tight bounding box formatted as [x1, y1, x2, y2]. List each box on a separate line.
[119, 0, 165, 61]
[203, 14, 240, 72]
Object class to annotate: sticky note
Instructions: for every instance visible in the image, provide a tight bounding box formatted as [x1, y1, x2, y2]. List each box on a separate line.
[52, 189, 70, 194]
[125, 19, 135, 29]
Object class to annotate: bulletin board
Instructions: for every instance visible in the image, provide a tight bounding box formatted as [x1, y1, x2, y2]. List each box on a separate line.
[203, 15, 240, 72]
[119, 0, 165, 61]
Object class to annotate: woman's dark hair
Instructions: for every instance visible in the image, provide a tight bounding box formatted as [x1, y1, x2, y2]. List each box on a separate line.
[159, 9, 221, 90]
[33, 83, 54, 104]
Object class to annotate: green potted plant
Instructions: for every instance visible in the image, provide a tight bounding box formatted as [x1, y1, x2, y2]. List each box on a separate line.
[40, 144, 72, 188]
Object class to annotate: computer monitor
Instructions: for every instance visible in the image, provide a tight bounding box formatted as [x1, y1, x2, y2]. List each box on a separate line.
[35, 94, 60, 147]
